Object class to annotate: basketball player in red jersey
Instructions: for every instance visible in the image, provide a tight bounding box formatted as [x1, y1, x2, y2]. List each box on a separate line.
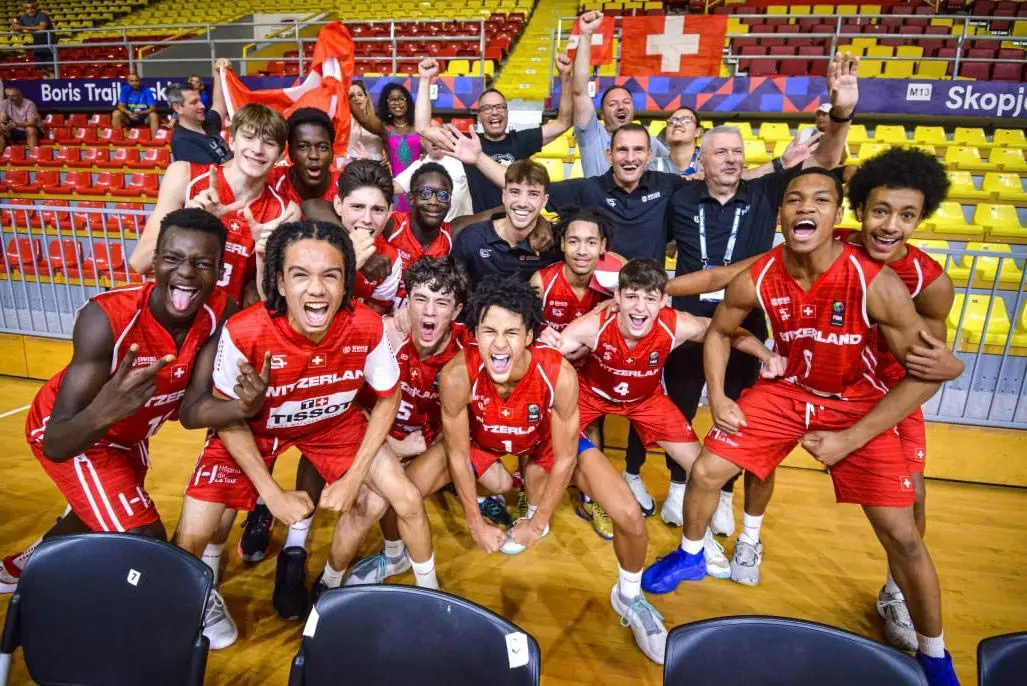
[643, 169, 960, 685]
[439, 277, 672, 664]
[385, 163, 455, 264]
[555, 258, 783, 555]
[531, 207, 624, 341]
[172, 221, 437, 648]
[130, 104, 300, 306]
[268, 108, 341, 205]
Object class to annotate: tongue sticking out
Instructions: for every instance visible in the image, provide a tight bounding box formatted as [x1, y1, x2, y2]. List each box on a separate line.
[170, 287, 195, 313]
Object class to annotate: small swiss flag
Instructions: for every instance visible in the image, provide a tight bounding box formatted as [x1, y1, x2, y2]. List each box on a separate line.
[309, 354, 328, 369]
[170, 364, 188, 381]
[800, 304, 818, 319]
[567, 15, 615, 66]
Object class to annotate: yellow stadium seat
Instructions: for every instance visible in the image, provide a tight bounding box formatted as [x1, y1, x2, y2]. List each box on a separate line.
[537, 136, 570, 160]
[864, 45, 892, 58]
[949, 293, 1011, 347]
[947, 171, 990, 202]
[445, 59, 471, 76]
[915, 61, 950, 79]
[944, 146, 993, 172]
[788, 5, 811, 15]
[896, 46, 924, 58]
[857, 59, 883, 77]
[930, 17, 954, 27]
[926, 201, 985, 239]
[767, 5, 787, 14]
[536, 158, 565, 183]
[883, 60, 915, 79]
[838, 205, 861, 230]
[982, 174, 1027, 204]
[953, 127, 990, 149]
[837, 4, 858, 14]
[733, 122, 756, 140]
[909, 238, 971, 284]
[852, 37, 879, 49]
[989, 148, 1027, 173]
[994, 129, 1027, 149]
[836, 44, 863, 57]
[846, 124, 869, 148]
[648, 120, 665, 139]
[744, 139, 772, 165]
[1012, 300, 1027, 347]
[568, 159, 584, 179]
[913, 126, 950, 149]
[961, 241, 1025, 287]
[858, 4, 882, 14]
[813, 4, 833, 14]
[758, 122, 793, 144]
[974, 203, 1024, 235]
[874, 125, 909, 146]
[854, 142, 889, 162]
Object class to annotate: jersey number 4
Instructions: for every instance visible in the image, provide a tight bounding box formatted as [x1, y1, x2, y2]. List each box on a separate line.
[613, 382, 630, 397]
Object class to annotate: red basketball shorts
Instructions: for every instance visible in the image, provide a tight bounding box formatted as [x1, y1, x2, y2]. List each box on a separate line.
[897, 409, 927, 475]
[469, 442, 555, 478]
[703, 383, 915, 508]
[185, 412, 368, 511]
[32, 439, 159, 532]
[578, 388, 697, 447]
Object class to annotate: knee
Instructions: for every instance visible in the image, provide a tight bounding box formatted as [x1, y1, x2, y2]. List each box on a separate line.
[355, 488, 389, 520]
[690, 455, 726, 491]
[879, 524, 924, 560]
[611, 499, 646, 538]
[390, 480, 426, 520]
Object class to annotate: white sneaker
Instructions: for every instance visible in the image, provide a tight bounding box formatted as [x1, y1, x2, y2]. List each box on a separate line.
[0, 555, 23, 594]
[730, 539, 763, 586]
[203, 589, 238, 650]
[342, 552, 412, 586]
[609, 585, 668, 665]
[660, 485, 684, 527]
[876, 586, 918, 652]
[623, 472, 656, 517]
[704, 530, 731, 579]
[500, 524, 550, 555]
[710, 490, 736, 537]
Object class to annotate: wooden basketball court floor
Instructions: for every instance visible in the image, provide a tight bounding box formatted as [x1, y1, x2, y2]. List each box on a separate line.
[0, 375, 1024, 685]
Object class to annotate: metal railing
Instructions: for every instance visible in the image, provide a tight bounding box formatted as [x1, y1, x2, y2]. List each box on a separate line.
[2, 202, 1025, 428]
[0, 17, 494, 79]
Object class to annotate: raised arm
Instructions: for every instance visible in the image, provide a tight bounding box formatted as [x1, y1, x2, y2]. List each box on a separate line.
[211, 58, 230, 119]
[130, 161, 191, 274]
[413, 58, 438, 136]
[807, 53, 858, 170]
[704, 271, 759, 434]
[541, 53, 574, 145]
[742, 130, 822, 180]
[440, 354, 506, 553]
[42, 304, 172, 462]
[665, 255, 759, 298]
[571, 11, 604, 130]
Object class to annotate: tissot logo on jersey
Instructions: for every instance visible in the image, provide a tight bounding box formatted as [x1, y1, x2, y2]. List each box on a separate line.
[265, 372, 363, 398]
[267, 391, 354, 429]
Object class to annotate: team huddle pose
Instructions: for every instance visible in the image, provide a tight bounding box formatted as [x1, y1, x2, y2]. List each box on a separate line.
[1, 26, 966, 685]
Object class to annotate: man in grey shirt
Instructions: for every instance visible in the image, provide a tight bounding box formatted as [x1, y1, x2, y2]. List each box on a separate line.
[10, 2, 54, 77]
[570, 10, 667, 177]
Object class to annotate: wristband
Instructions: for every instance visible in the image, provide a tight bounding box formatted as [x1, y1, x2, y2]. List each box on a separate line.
[828, 109, 854, 123]
[772, 157, 785, 173]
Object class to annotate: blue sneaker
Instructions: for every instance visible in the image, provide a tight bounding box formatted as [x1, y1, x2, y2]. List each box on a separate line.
[916, 650, 960, 686]
[642, 548, 706, 594]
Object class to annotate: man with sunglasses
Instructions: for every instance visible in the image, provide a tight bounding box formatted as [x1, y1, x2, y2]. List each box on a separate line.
[386, 163, 456, 264]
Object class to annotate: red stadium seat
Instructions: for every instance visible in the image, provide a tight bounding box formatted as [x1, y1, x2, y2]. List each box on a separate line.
[72, 201, 106, 231]
[81, 241, 128, 281]
[36, 170, 73, 194]
[88, 114, 112, 127]
[992, 62, 1024, 81]
[125, 129, 152, 145]
[4, 237, 42, 273]
[97, 128, 125, 145]
[65, 171, 96, 195]
[142, 128, 171, 147]
[113, 203, 146, 236]
[77, 147, 106, 167]
[780, 59, 811, 76]
[1, 145, 26, 167]
[960, 62, 993, 80]
[2, 199, 39, 229]
[127, 149, 166, 169]
[8, 170, 41, 194]
[43, 113, 64, 128]
[97, 148, 131, 169]
[38, 147, 79, 168]
[47, 239, 82, 275]
[112, 174, 159, 198]
[749, 59, 778, 76]
[8, 146, 36, 167]
[93, 172, 126, 195]
[40, 200, 73, 231]
[66, 113, 88, 128]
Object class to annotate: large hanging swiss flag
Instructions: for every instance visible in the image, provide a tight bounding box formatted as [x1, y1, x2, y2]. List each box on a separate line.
[621, 15, 727, 76]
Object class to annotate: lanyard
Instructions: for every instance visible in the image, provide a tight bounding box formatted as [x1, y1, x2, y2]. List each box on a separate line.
[698, 203, 743, 268]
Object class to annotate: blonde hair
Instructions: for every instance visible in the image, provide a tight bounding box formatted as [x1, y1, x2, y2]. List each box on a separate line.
[230, 104, 288, 149]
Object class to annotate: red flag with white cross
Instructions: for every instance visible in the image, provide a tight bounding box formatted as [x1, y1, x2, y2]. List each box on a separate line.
[566, 15, 616, 66]
[620, 15, 727, 76]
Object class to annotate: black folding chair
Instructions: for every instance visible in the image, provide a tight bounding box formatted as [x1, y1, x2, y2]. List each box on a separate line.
[664, 616, 927, 686]
[0, 533, 212, 686]
[289, 585, 540, 686]
[979, 631, 1027, 686]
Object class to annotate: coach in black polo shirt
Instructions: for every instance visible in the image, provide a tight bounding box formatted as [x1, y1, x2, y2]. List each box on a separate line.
[451, 159, 561, 283]
[547, 123, 682, 262]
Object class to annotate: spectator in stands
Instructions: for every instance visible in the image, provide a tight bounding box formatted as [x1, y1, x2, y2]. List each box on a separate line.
[10, 2, 53, 78]
[415, 54, 575, 214]
[570, 10, 668, 177]
[345, 81, 385, 165]
[188, 74, 211, 109]
[167, 61, 231, 164]
[650, 107, 704, 177]
[0, 86, 40, 151]
[394, 131, 472, 222]
[113, 73, 159, 138]
[349, 81, 419, 210]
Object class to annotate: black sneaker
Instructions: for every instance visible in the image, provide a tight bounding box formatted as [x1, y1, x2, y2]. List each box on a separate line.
[273, 546, 310, 620]
[238, 502, 275, 563]
[478, 495, 512, 528]
[308, 572, 331, 611]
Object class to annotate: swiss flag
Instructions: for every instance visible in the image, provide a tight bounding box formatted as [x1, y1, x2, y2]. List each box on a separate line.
[567, 15, 615, 66]
[621, 15, 727, 77]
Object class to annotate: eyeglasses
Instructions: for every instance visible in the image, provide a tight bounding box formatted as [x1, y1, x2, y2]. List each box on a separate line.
[668, 116, 696, 127]
[478, 103, 508, 114]
[415, 186, 452, 203]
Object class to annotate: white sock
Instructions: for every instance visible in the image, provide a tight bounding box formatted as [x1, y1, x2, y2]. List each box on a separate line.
[13, 536, 44, 568]
[680, 536, 704, 555]
[885, 568, 903, 597]
[202, 543, 225, 585]
[477, 495, 486, 503]
[917, 632, 945, 658]
[739, 512, 763, 546]
[383, 539, 406, 560]
[526, 504, 538, 519]
[411, 555, 439, 590]
[667, 481, 686, 500]
[322, 561, 344, 588]
[618, 565, 642, 601]
[284, 516, 312, 550]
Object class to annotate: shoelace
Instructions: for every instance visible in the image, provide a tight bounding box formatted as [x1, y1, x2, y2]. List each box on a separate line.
[621, 596, 665, 636]
[704, 535, 727, 558]
[735, 542, 759, 566]
[352, 553, 388, 583]
[879, 596, 914, 627]
[592, 502, 612, 526]
[205, 591, 227, 625]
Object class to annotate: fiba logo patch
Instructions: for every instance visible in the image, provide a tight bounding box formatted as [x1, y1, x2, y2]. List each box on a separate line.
[648, 351, 659, 367]
[527, 403, 541, 423]
[830, 300, 845, 327]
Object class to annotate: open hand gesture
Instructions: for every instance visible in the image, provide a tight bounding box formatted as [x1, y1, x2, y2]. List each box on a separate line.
[827, 52, 860, 116]
[186, 165, 246, 218]
[248, 202, 301, 257]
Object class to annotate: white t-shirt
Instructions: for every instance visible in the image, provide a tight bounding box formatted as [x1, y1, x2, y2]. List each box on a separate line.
[393, 154, 472, 223]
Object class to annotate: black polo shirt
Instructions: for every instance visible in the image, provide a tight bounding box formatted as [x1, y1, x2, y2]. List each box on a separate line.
[668, 167, 802, 323]
[450, 219, 562, 284]
[170, 110, 232, 165]
[547, 170, 684, 262]
[465, 127, 543, 213]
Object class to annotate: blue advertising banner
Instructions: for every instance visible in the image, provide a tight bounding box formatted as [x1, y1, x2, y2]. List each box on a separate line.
[5, 75, 487, 111]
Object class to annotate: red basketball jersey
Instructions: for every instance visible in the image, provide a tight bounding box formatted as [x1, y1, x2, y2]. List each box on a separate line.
[355, 234, 404, 312]
[536, 263, 610, 332]
[465, 344, 563, 456]
[392, 323, 469, 442]
[27, 283, 229, 447]
[385, 211, 452, 265]
[269, 165, 340, 205]
[579, 308, 677, 403]
[752, 243, 888, 403]
[186, 163, 288, 303]
[212, 302, 399, 441]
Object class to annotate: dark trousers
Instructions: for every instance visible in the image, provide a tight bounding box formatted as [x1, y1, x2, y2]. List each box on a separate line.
[625, 310, 767, 490]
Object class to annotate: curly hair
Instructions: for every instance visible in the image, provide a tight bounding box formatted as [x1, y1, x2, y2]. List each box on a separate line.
[157, 207, 227, 255]
[337, 158, 394, 203]
[618, 257, 668, 293]
[466, 275, 544, 339]
[376, 83, 414, 126]
[553, 206, 615, 246]
[404, 256, 469, 305]
[409, 161, 453, 191]
[287, 107, 336, 148]
[847, 147, 950, 220]
[262, 220, 356, 318]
